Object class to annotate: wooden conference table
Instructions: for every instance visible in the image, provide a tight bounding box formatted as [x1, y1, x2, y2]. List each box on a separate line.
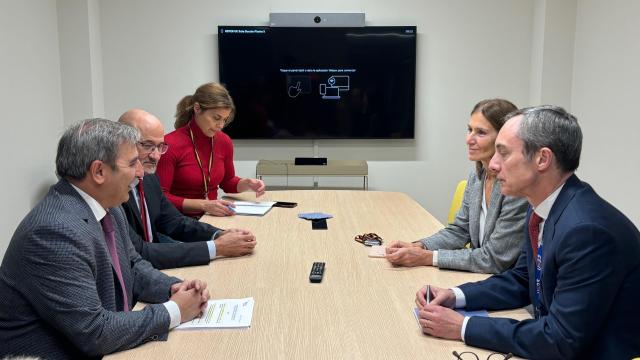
[108, 190, 529, 359]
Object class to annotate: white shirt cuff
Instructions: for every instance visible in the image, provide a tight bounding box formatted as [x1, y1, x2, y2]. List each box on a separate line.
[432, 250, 438, 267]
[451, 287, 467, 308]
[461, 316, 470, 342]
[163, 300, 181, 329]
[207, 240, 216, 260]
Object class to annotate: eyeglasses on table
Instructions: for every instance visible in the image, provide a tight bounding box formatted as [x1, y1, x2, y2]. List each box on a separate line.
[452, 350, 514, 360]
[354, 232, 383, 246]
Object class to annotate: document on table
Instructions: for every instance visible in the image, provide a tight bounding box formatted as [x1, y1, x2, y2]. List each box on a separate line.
[230, 201, 276, 216]
[177, 297, 255, 329]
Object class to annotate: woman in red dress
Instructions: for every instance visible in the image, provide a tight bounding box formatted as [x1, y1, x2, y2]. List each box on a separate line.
[156, 82, 265, 217]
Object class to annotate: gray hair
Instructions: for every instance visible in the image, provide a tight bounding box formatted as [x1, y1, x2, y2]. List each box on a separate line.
[56, 118, 140, 180]
[508, 105, 582, 173]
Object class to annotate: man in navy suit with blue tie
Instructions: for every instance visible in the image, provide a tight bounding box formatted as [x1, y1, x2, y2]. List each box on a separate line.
[416, 106, 640, 359]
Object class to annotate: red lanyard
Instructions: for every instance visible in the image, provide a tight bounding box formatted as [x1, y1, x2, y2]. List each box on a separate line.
[188, 121, 214, 200]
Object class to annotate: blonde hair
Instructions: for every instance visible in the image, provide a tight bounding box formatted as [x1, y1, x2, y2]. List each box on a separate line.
[174, 82, 236, 129]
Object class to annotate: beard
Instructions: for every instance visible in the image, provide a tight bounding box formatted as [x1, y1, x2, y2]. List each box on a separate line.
[143, 160, 157, 174]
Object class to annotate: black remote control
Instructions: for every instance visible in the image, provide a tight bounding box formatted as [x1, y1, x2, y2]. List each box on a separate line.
[309, 262, 325, 283]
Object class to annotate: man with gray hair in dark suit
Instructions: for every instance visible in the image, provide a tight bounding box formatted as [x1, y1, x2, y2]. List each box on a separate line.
[0, 119, 210, 359]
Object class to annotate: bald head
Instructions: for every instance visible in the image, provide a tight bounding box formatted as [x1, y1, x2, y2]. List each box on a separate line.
[118, 109, 166, 174]
[119, 109, 164, 134]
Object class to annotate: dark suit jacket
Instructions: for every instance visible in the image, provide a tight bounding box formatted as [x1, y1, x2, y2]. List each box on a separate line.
[458, 175, 640, 359]
[0, 179, 181, 359]
[122, 174, 221, 269]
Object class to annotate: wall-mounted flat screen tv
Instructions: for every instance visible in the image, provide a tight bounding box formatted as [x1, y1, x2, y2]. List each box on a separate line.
[218, 26, 416, 139]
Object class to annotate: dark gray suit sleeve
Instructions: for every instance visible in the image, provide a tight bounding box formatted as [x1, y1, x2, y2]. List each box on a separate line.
[21, 223, 174, 357]
[149, 174, 220, 242]
[127, 225, 211, 270]
[120, 218, 182, 301]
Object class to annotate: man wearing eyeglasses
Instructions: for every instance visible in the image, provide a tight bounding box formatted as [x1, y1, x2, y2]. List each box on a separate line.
[118, 109, 256, 269]
[0, 119, 209, 358]
[415, 106, 640, 359]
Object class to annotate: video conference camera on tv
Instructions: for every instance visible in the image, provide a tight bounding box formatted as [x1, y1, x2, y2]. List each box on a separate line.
[269, 13, 365, 27]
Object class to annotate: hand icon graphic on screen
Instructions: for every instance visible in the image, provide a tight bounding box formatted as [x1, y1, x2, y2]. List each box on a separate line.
[288, 81, 302, 98]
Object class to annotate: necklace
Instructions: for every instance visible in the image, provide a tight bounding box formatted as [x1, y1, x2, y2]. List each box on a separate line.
[188, 121, 214, 200]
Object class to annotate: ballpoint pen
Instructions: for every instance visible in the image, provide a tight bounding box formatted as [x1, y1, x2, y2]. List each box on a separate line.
[425, 285, 431, 304]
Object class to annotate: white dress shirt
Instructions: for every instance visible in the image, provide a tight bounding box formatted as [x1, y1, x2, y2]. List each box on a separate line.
[478, 184, 488, 246]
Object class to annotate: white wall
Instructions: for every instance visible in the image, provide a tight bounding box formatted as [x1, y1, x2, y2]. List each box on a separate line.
[571, 0, 640, 225]
[529, 0, 577, 106]
[2, 0, 640, 258]
[96, 0, 534, 227]
[57, 0, 105, 125]
[0, 0, 64, 259]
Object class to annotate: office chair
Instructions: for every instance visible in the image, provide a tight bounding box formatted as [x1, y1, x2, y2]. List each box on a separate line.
[447, 180, 467, 224]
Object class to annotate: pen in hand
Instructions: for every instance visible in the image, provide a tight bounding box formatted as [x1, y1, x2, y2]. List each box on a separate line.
[425, 285, 431, 304]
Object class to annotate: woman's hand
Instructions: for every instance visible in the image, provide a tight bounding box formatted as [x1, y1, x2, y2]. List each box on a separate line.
[387, 240, 424, 249]
[386, 246, 433, 267]
[238, 178, 266, 197]
[202, 199, 235, 216]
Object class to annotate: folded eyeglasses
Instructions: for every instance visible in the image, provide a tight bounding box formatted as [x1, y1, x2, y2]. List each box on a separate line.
[354, 233, 383, 246]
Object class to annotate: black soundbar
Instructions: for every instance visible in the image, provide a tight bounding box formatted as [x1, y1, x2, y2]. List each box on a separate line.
[294, 157, 327, 165]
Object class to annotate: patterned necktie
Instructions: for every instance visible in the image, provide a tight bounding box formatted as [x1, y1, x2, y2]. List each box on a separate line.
[528, 212, 543, 256]
[137, 180, 151, 242]
[101, 212, 130, 312]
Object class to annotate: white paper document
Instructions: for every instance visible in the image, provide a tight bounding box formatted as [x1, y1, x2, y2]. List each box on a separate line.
[230, 201, 276, 216]
[177, 297, 255, 329]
